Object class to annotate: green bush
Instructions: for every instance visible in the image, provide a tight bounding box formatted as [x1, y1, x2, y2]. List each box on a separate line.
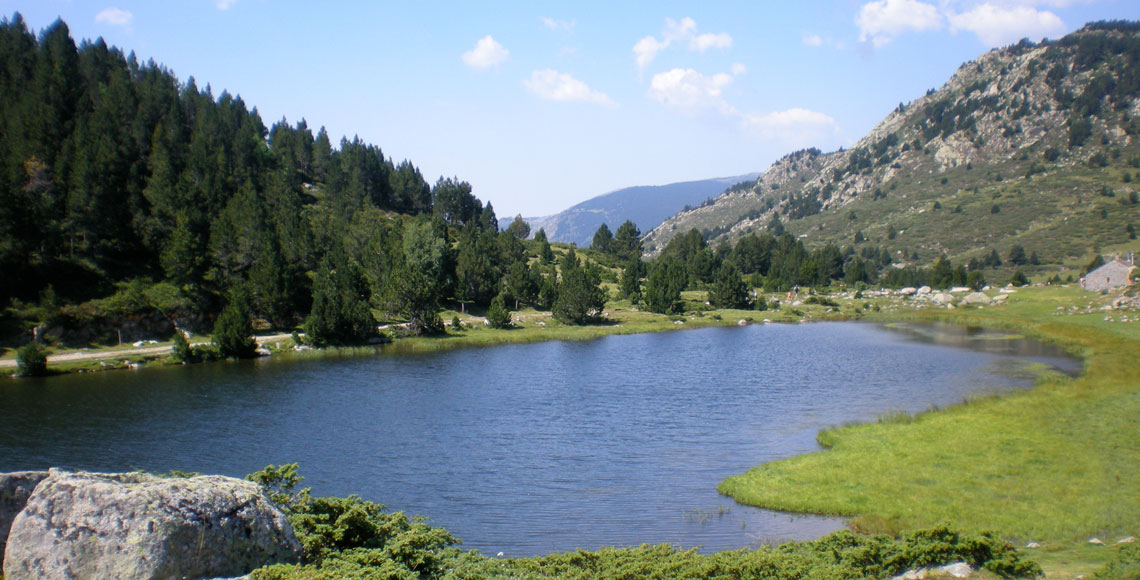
[485, 295, 512, 329]
[16, 343, 47, 377]
[171, 330, 198, 363]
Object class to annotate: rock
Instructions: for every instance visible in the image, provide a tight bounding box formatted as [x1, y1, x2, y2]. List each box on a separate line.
[255, 347, 272, 356]
[1089, 537, 1105, 545]
[893, 562, 973, 579]
[3, 469, 300, 580]
[962, 292, 992, 305]
[1, 471, 49, 567]
[999, 287, 1017, 294]
[949, 286, 971, 294]
[917, 286, 932, 295]
[1026, 542, 1041, 548]
[737, 319, 749, 326]
[992, 294, 1009, 303]
[1117, 536, 1135, 544]
[900, 287, 917, 296]
[931, 292, 954, 305]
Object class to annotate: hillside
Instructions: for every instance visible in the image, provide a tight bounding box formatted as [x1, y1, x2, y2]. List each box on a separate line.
[502, 174, 758, 247]
[644, 21, 1140, 277]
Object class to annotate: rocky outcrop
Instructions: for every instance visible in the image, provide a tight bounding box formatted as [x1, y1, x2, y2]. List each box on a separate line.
[0, 471, 48, 566]
[2, 469, 300, 580]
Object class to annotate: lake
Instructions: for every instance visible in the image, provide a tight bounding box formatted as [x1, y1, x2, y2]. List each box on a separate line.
[0, 322, 1078, 556]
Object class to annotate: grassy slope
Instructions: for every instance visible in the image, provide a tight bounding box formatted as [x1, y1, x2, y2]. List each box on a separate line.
[719, 286, 1140, 577]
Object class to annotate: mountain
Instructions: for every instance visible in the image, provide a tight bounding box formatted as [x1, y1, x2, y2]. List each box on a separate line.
[644, 22, 1140, 274]
[501, 174, 759, 247]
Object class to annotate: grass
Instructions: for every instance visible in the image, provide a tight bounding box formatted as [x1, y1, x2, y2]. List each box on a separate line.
[719, 285, 1140, 578]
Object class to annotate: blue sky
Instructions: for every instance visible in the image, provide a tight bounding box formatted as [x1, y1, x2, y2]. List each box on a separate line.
[7, 1, 1140, 218]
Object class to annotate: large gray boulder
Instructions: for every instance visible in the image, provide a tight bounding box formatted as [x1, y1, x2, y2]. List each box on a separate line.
[3, 469, 301, 580]
[961, 292, 993, 305]
[0, 471, 49, 566]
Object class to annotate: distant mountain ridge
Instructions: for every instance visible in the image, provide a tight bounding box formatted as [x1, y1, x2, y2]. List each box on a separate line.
[643, 21, 1140, 273]
[501, 174, 760, 247]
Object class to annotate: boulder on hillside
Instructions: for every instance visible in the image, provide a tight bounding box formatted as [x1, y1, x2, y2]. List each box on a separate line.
[2, 469, 300, 580]
[0, 471, 48, 566]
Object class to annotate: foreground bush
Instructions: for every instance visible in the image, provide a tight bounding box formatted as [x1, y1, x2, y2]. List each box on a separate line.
[16, 342, 47, 376]
[246, 465, 1041, 580]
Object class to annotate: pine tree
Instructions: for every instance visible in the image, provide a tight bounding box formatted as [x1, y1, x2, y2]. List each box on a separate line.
[613, 220, 642, 260]
[592, 223, 614, 254]
[644, 257, 686, 314]
[619, 256, 646, 301]
[213, 290, 257, 358]
[552, 256, 605, 324]
[485, 294, 512, 328]
[709, 263, 749, 309]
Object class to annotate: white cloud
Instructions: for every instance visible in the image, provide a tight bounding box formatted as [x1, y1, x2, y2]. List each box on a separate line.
[462, 35, 509, 69]
[803, 33, 824, 47]
[634, 35, 669, 69]
[690, 32, 733, 53]
[633, 17, 732, 70]
[665, 17, 699, 41]
[948, 4, 1065, 46]
[216, 0, 237, 10]
[542, 17, 575, 32]
[648, 68, 736, 114]
[856, 0, 943, 47]
[524, 69, 616, 108]
[742, 108, 840, 144]
[730, 62, 748, 75]
[94, 7, 132, 27]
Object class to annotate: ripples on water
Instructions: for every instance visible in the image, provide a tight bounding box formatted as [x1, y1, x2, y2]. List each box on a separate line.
[0, 322, 1077, 555]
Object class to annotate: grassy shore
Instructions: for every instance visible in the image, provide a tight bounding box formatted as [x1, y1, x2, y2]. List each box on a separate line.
[720, 286, 1140, 578]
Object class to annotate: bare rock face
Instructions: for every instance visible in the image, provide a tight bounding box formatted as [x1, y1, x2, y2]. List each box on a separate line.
[0, 471, 49, 566]
[2, 469, 301, 580]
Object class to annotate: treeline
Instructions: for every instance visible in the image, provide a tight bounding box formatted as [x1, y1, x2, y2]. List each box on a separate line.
[1, 15, 608, 348]
[611, 225, 1020, 315]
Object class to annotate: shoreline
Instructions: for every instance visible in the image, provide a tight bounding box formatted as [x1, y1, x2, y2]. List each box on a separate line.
[719, 285, 1140, 578]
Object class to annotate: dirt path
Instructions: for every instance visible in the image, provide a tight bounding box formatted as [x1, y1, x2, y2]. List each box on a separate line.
[0, 334, 295, 369]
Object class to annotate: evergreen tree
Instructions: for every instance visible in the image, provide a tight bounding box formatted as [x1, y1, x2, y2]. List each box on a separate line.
[709, 263, 749, 309]
[612, 220, 642, 260]
[502, 261, 538, 310]
[929, 255, 954, 289]
[305, 250, 376, 346]
[1008, 245, 1028, 266]
[591, 223, 614, 254]
[213, 289, 257, 358]
[552, 257, 605, 324]
[485, 294, 512, 328]
[619, 255, 646, 301]
[505, 214, 531, 239]
[1008, 269, 1029, 287]
[644, 257, 686, 314]
[966, 270, 986, 291]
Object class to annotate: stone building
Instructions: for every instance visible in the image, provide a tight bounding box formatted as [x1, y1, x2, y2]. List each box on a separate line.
[1081, 258, 1135, 292]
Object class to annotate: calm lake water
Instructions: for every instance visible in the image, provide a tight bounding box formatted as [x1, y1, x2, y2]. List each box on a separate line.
[0, 322, 1077, 556]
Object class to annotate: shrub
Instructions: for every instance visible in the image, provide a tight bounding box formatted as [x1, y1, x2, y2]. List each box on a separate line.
[16, 343, 47, 377]
[485, 295, 512, 329]
[1008, 269, 1029, 287]
[171, 330, 198, 363]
